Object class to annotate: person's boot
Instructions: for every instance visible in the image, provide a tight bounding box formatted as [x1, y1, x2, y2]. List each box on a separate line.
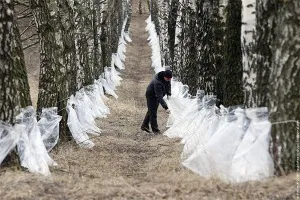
[141, 125, 150, 133]
[152, 129, 161, 135]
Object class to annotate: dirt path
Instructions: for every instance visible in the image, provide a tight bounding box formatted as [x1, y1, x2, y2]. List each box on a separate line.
[0, 1, 296, 199]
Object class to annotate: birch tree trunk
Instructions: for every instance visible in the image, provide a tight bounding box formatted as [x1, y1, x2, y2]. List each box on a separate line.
[242, 0, 300, 174]
[173, 0, 185, 78]
[222, 0, 243, 106]
[55, 0, 78, 140]
[74, 0, 94, 86]
[215, 0, 227, 106]
[13, 22, 32, 108]
[157, 0, 169, 67]
[92, 0, 101, 79]
[241, 0, 257, 107]
[195, 0, 222, 95]
[167, 0, 179, 67]
[257, 0, 300, 174]
[56, 0, 78, 96]
[30, 0, 60, 111]
[0, 0, 17, 123]
[180, 9, 198, 94]
[100, 2, 108, 69]
[1, 0, 31, 165]
[109, 0, 121, 54]
[124, 0, 132, 33]
[31, 0, 70, 139]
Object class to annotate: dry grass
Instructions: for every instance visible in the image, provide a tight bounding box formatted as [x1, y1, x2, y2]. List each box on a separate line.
[0, 0, 297, 199]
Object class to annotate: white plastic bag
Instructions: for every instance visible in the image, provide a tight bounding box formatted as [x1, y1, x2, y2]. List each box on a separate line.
[85, 85, 109, 117]
[182, 108, 247, 181]
[38, 107, 62, 152]
[164, 98, 199, 138]
[74, 90, 101, 135]
[112, 53, 124, 70]
[100, 77, 118, 99]
[124, 31, 132, 43]
[66, 96, 95, 148]
[16, 106, 56, 176]
[230, 107, 274, 182]
[0, 122, 21, 164]
[181, 107, 218, 160]
[95, 80, 109, 101]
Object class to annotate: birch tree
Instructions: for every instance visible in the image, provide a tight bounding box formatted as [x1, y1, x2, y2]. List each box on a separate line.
[1, 0, 31, 123]
[241, 0, 299, 173]
[257, 0, 300, 174]
[30, 0, 71, 140]
[0, 0, 31, 165]
[0, 0, 18, 123]
[167, 0, 179, 67]
[30, 0, 60, 111]
[222, 0, 243, 106]
[124, 0, 132, 33]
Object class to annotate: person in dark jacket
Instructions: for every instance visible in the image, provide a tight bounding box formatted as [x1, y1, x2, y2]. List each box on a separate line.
[141, 70, 172, 134]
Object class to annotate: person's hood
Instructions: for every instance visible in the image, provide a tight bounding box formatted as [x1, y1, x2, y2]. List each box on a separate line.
[155, 71, 165, 82]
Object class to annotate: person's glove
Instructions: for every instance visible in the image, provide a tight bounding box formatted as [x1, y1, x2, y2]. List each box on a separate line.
[166, 109, 171, 114]
[167, 95, 171, 100]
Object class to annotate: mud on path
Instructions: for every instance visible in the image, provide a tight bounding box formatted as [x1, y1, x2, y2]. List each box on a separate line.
[0, 1, 296, 199]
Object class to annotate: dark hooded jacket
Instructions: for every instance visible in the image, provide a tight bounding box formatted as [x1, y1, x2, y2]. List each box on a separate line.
[146, 71, 171, 110]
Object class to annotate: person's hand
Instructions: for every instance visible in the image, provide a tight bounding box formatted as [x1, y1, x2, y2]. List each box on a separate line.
[167, 95, 171, 100]
[166, 109, 171, 114]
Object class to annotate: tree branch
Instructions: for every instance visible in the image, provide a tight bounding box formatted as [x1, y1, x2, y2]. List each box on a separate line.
[20, 19, 34, 36]
[14, 0, 30, 7]
[21, 33, 38, 42]
[23, 41, 39, 50]
[17, 12, 33, 20]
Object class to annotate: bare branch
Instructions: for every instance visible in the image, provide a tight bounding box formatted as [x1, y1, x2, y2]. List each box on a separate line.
[22, 41, 39, 50]
[14, 0, 30, 7]
[17, 7, 31, 16]
[17, 12, 33, 20]
[21, 33, 38, 42]
[20, 19, 34, 35]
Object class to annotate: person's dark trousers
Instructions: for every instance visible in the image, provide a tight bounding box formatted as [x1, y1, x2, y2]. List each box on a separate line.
[142, 94, 160, 132]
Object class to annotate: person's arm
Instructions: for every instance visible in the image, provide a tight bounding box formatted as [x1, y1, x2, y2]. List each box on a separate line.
[154, 83, 168, 110]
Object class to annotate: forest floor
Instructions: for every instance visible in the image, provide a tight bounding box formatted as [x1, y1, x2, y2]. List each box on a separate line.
[0, 1, 297, 199]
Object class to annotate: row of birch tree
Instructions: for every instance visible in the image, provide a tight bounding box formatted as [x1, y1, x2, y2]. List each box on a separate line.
[0, 0, 131, 143]
[148, 0, 299, 174]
